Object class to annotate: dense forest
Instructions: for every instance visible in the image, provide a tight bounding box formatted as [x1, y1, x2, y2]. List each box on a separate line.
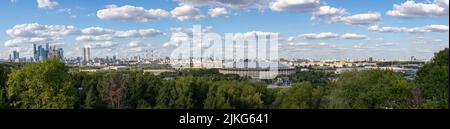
[0, 48, 448, 109]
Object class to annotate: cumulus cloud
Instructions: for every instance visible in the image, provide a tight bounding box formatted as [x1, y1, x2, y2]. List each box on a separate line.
[115, 29, 163, 38]
[311, 5, 347, 20]
[387, 0, 449, 18]
[208, 8, 229, 17]
[288, 42, 312, 46]
[81, 27, 115, 35]
[127, 41, 149, 52]
[164, 26, 214, 47]
[4, 23, 77, 47]
[175, 0, 266, 9]
[331, 12, 381, 25]
[376, 42, 398, 47]
[232, 31, 280, 42]
[6, 23, 79, 38]
[128, 41, 143, 47]
[84, 41, 115, 49]
[341, 33, 367, 40]
[37, 0, 58, 9]
[4, 37, 61, 47]
[76, 27, 163, 42]
[270, 0, 321, 12]
[75, 35, 114, 42]
[97, 5, 169, 22]
[307, 3, 380, 25]
[301, 32, 339, 39]
[369, 24, 449, 33]
[171, 5, 205, 21]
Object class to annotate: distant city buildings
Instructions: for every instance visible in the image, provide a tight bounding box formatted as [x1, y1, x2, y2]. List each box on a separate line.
[33, 43, 64, 61]
[8, 43, 63, 63]
[82, 47, 91, 65]
[9, 50, 20, 62]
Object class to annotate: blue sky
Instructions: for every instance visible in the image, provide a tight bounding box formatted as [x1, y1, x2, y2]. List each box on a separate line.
[0, 0, 448, 61]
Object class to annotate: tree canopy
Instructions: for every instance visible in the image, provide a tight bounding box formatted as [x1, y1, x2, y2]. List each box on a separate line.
[5, 59, 77, 109]
[415, 48, 449, 109]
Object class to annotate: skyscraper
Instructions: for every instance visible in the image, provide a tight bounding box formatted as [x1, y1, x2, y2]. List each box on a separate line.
[12, 50, 20, 60]
[58, 48, 64, 60]
[83, 47, 87, 62]
[46, 43, 49, 51]
[87, 47, 91, 61]
[33, 44, 38, 61]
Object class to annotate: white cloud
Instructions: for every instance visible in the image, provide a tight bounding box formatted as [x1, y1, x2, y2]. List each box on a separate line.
[76, 27, 163, 42]
[37, 0, 58, 9]
[128, 41, 142, 47]
[311, 5, 346, 20]
[97, 5, 169, 22]
[333, 12, 381, 25]
[115, 29, 162, 38]
[171, 5, 205, 21]
[318, 42, 329, 46]
[4, 37, 60, 47]
[6, 23, 79, 38]
[127, 41, 148, 52]
[270, 0, 322, 12]
[208, 8, 229, 17]
[307, 2, 380, 26]
[387, 0, 449, 18]
[128, 47, 145, 52]
[76, 35, 114, 42]
[85, 41, 115, 49]
[376, 42, 398, 47]
[301, 32, 339, 39]
[341, 33, 367, 40]
[164, 26, 214, 47]
[287, 42, 311, 46]
[234, 31, 279, 41]
[369, 24, 449, 33]
[81, 27, 115, 35]
[175, 0, 266, 9]
[4, 23, 76, 47]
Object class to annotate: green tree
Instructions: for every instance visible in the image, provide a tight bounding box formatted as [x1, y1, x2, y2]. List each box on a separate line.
[156, 76, 217, 109]
[204, 81, 264, 109]
[415, 48, 449, 109]
[288, 71, 335, 86]
[272, 82, 327, 109]
[84, 85, 101, 109]
[6, 59, 77, 109]
[0, 64, 11, 108]
[327, 69, 413, 109]
[127, 72, 162, 109]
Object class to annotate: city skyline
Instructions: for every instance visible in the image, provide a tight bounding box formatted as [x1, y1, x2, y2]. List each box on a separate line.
[0, 0, 449, 61]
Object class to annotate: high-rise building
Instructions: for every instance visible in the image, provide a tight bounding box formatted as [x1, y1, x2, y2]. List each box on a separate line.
[83, 48, 86, 62]
[87, 47, 91, 61]
[12, 50, 20, 62]
[58, 48, 64, 60]
[33, 44, 38, 61]
[368, 57, 373, 63]
[410, 56, 416, 61]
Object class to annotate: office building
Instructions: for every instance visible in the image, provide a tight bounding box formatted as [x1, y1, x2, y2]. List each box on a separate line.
[32, 43, 64, 61]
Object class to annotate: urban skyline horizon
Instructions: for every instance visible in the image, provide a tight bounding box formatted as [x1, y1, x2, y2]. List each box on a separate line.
[3, 42, 441, 62]
[1, 0, 448, 61]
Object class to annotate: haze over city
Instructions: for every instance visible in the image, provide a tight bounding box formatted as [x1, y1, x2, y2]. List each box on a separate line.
[0, 0, 448, 61]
